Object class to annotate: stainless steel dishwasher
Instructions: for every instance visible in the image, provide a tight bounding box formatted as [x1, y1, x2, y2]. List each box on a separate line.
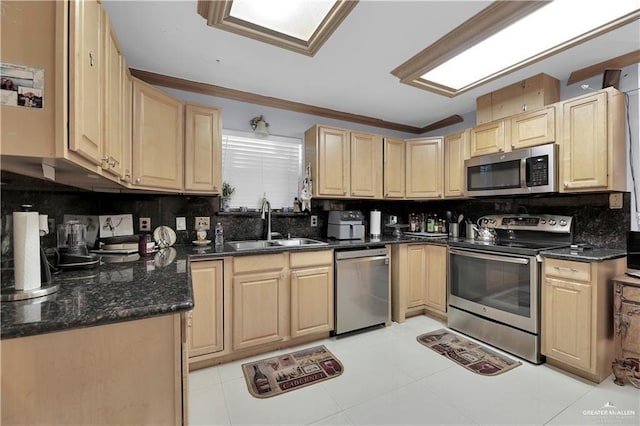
[334, 247, 389, 335]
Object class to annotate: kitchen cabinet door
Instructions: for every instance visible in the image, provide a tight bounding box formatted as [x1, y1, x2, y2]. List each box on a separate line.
[184, 104, 222, 194]
[131, 78, 184, 191]
[350, 132, 382, 198]
[560, 92, 608, 191]
[405, 137, 443, 198]
[425, 244, 447, 314]
[69, 0, 103, 166]
[189, 260, 224, 358]
[232, 254, 288, 351]
[560, 88, 626, 193]
[443, 130, 469, 198]
[470, 119, 508, 157]
[305, 125, 350, 197]
[290, 265, 333, 337]
[407, 244, 427, 308]
[510, 106, 556, 150]
[102, 14, 127, 180]
[542, 276, 592, 371]
[383, 137, 405, 198]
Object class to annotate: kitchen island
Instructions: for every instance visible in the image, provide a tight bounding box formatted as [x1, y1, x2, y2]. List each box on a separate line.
[1, 247, 196, 425]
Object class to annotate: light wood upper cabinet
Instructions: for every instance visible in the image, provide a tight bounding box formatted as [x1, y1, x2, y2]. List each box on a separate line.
[476, 73, 559, 124]
[405, 137, 443, 198]
[510, 106, 556, 150]
[131, 78, 184, 191]
[121, 69, 133, 184]
[189, 260, 224, 358]
[102, 13, 129, 181]
[470, 119, 508, 157]
[350, 132, 382, 198]
[443, 129, 469, 198]
[184, 104, 222, 194]
[69, 0, 103, 165]
[290, 250, 334, 338]
[383, 137, 405, 198]
[542, 256, 625, 383]
[560, 88, 626, 193]
[305, 125, 350, 197]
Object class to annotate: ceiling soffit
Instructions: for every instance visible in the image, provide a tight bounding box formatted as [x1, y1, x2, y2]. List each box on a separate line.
[197, 0, 358, 56]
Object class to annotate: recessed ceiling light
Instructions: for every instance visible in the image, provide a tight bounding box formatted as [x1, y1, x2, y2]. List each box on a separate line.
[197, 0, 358, 56]
[392, 0, 640, 97]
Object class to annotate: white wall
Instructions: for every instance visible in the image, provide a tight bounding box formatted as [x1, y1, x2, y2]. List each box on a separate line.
[161, 88, 418, 140]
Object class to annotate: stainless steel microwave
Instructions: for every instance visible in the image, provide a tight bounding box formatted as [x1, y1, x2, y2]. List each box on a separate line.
[464, 143, 557, 197]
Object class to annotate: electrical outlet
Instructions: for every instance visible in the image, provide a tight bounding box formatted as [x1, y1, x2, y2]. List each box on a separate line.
[310, 215, 318, 227]
[609, 193, 623, 209]
[139, 217, 151, 232]
[195, 216, 210, 230]
[176, 217, 186, 231]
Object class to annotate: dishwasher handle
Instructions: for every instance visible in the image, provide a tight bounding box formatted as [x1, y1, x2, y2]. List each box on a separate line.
[335, 248, 388, 260]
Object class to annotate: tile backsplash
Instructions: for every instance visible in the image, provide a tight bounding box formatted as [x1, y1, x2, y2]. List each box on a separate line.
[1, 171, 631, 265]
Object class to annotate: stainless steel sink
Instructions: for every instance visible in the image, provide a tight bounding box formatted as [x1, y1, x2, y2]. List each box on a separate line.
[225, 238, 327, 251]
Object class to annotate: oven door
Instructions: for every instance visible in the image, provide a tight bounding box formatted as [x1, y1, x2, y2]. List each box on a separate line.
[448, 248, 539, 333]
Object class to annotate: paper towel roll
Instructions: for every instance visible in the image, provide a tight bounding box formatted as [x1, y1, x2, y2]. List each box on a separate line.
[13, 211, 42, 291]
[370, 210, 381, 237]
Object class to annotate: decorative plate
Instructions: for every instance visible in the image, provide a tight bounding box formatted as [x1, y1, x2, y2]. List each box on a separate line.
[153, 226, 177, 248]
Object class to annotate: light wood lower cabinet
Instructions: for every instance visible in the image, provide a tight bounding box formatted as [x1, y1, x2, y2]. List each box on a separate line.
[541, 256, 625, 383]
[189, 250, 334, 369]
[392, 243, 448, 322]
[1, 314, 187, 425]
[290, 250, 334, 338]
[189, 260, 224, 358]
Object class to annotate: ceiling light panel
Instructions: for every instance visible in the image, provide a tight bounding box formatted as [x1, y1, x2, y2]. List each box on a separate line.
[421, 0, 640, 91]
[230, 0, 336, 41]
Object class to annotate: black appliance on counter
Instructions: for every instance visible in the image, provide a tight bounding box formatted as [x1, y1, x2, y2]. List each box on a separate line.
[448, 214, 574, 364]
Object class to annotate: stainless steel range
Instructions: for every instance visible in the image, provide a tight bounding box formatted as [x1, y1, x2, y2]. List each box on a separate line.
[448, 214, 574, 364]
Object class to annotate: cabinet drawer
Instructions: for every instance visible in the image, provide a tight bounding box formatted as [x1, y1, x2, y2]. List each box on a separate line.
[544, 258, 591, 281]
[290, 249, 333, 268]
[233, 253, 286, 274]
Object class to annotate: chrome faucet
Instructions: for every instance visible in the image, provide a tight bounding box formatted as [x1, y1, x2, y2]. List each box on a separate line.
[261, 197, 272, 241]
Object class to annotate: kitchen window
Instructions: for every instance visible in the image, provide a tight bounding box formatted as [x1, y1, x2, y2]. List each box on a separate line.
[222, 130, 302, 210]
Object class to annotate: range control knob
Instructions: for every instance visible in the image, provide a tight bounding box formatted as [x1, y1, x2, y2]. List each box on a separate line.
[489, 218, 496, 224]
[539, 219, 546, 225]
[559, 219, 567, 226]
[549, 219, 557, 226]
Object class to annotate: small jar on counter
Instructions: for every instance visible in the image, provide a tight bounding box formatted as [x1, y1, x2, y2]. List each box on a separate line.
[139, 234, 155, 256]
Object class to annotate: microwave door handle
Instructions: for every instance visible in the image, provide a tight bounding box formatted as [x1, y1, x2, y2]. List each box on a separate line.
[450, 249, 530, 265]
[521, 158, 528, 188]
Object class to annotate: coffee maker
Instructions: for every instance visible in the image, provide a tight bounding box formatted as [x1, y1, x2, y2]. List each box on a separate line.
[57, 221, 99, 269]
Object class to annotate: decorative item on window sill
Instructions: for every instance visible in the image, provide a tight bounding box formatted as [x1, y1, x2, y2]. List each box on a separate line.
[250, 115, 269, 136]
[221, 181, 235, 212]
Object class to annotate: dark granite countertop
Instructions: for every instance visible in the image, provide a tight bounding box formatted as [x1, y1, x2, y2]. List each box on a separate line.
[2, 236, 449, 340]
[1, 247, 195, 340]
[540, 247, 626, 262]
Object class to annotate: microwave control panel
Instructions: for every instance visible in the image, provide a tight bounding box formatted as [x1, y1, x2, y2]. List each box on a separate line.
[526, 155, 549, 187]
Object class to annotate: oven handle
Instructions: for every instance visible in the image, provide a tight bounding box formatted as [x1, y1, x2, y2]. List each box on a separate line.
[449, 249, 530, 265]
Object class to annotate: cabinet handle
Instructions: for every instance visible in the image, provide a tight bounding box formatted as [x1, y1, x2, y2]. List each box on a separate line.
[136, 177, 141, 184]
[564, 182, 569, 188]
[109, 159, 119, 167]
[89, 50, 94, 67]
[511, 144, 516, 149]
[213, 185, 218, 191]
[554, 266, 578, 273]
[498, 147, 504, 152]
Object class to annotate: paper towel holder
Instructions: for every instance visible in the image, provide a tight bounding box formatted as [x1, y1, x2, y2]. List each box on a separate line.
[1, 205, 59, 302]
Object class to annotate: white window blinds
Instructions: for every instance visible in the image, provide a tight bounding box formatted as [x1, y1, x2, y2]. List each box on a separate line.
[222, 130, 302, 209]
